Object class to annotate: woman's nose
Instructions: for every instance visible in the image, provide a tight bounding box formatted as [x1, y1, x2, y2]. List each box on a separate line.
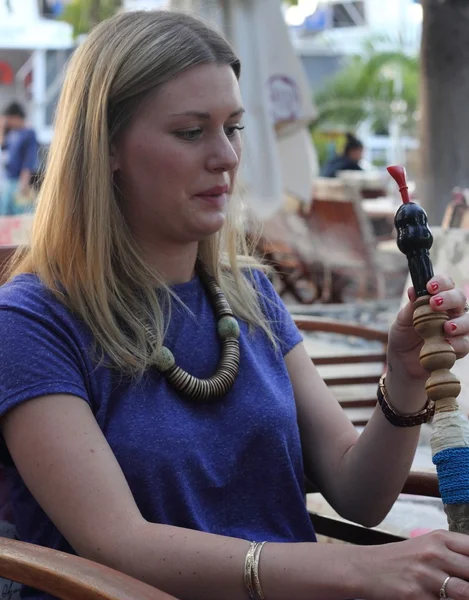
[206, 135, 240, 172]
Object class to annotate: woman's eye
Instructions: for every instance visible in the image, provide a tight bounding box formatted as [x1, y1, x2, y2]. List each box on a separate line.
[225, 125, 245, 138]
[175, 128, 203, 141]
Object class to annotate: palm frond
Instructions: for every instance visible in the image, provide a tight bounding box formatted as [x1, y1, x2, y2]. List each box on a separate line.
[312, 41, 420, 133]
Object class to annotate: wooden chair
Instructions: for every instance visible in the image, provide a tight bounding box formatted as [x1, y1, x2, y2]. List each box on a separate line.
[302, 178, 386, 301]
[257, 238, 321, 305]
[254, 210, 350, 304]
[0, 537, 177, 600]
[294, 315, 388, 426]
[252, 211, 322, 304]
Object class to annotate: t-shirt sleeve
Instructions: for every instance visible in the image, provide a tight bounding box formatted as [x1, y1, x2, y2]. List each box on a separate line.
[251, 269, 303, 355]
[0, 304, 90, 421]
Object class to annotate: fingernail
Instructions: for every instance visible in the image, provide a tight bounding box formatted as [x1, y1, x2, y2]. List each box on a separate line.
[434, 296, 444, 307]
[431, 282, 439, 292]
[450, 323, 458, 332]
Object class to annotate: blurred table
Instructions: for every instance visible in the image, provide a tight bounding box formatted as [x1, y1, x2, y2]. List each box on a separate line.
[362, 197, 399, 241]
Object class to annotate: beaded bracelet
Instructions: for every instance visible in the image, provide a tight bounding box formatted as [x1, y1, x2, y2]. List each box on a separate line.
[377, 374, 435, 427]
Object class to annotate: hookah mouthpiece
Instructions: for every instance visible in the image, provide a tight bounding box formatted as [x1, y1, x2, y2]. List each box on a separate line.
[387, 165, 434, 297]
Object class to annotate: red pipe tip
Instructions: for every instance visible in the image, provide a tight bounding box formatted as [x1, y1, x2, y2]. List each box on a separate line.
[387, 165, 410, 204]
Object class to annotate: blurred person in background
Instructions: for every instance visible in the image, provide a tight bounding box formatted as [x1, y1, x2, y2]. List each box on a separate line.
[320, 132, 364, 178]
[40, 0, 65, 17]
[0, 102, 39, 216]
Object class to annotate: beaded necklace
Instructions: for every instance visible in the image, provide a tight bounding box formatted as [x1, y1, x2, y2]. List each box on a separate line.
[153, 262, 240, 401]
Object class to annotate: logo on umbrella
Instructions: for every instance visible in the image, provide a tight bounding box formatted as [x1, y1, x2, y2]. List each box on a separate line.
[268, 75, 301, 125]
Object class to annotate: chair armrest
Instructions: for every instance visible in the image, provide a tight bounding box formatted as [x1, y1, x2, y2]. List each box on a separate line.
[307, 470, 439, 499]
[307, 471, 440, 545]
[293, 316, 389, 344]
[0, 537, 177, 600]
[401, 470, 439, 498]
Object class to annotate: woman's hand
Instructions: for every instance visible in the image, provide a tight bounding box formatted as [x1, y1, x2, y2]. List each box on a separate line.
[388, 275, 469, 382]
[359, 529, 469, 600]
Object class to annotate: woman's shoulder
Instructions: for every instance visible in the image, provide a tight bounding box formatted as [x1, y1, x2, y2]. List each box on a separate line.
[243, 266, 272, 289]
[244, 266, 296, 320]
[0, 273, 75, 324]
[1, 272, 54, 304]
[242, 266, 302, 355]
[245, 267, 282, 303]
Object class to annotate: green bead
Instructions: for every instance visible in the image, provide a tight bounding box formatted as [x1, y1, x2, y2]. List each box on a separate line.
[155, 346, 175, 372]
[217, 316, 240, 340]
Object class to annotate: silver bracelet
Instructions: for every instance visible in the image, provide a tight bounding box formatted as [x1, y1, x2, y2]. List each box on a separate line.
[252, 541, 266, 600]
[243, 541, 256, 599]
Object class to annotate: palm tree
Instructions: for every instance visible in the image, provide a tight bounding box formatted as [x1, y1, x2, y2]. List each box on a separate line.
[312, 41, 419, 137]
[60, 0, 122, 37]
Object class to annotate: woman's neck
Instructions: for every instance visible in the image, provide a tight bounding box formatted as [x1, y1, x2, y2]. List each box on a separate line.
[139, 240, 199, 285]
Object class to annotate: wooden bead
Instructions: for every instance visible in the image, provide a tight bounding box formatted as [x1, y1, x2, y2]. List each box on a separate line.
[164, 338, 240, 401]
[155, 347, 176, 373]
[217, 316, 240, 340]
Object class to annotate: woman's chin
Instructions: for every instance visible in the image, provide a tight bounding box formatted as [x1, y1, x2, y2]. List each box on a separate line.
[194, 213, 227, 239]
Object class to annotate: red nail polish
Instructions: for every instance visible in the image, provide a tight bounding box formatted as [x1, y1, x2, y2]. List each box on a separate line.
[435, 297, 444, 307]
[450, 323, 458, 332]
[431, 282, 439, 292]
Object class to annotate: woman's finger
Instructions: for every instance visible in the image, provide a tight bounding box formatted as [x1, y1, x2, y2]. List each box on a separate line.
[427, 276, 456, 295]
[446, 335, 469, 359]
[445, 314, 469, 336]
[444, 575, 469, 600]
[429, 288, 467, 313]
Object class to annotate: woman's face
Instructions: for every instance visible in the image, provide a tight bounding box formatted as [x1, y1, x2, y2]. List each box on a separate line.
[114, 63, 243, 247]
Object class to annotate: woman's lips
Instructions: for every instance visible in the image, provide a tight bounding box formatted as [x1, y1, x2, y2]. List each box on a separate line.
[193, 185, 229, 208]
[194, 193, 227, 209]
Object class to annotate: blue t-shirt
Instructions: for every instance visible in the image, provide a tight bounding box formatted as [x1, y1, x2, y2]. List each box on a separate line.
[0, 270, 316, 599]
[4, 128, 39, 179]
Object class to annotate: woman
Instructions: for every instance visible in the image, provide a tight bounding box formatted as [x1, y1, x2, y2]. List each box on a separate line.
[321, 133, 364, 178]
[0, 10, 469, 600]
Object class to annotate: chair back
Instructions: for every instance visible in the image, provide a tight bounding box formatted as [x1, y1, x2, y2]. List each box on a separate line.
[294, 316, 388, 426]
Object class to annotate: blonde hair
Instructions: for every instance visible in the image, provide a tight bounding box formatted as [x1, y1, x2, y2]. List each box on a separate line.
[8, 10, 274, 375]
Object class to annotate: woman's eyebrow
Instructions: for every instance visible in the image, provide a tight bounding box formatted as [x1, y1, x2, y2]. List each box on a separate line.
[170, 108, 245, 119]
